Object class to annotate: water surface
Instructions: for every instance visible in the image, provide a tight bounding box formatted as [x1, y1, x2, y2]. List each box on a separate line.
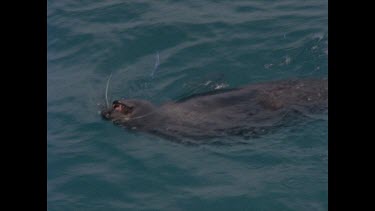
[47, 0, 328, 210]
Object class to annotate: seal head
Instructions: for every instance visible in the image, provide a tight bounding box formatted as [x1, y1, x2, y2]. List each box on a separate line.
[101, 99, 158, 129]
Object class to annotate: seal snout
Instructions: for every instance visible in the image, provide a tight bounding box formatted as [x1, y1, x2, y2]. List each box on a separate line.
[100, 99, 135, 121]
[100, 109, 112, 120]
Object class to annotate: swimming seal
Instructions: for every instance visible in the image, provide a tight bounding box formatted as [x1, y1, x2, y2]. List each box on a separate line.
[101, 78, 328, 141]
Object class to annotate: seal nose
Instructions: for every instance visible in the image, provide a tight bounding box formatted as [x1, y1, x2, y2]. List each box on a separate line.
[100, 109, 112, 120]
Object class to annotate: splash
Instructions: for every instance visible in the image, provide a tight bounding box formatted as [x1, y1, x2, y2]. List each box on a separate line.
[150, 51, 160, 78]
[105, 73, 113, 108]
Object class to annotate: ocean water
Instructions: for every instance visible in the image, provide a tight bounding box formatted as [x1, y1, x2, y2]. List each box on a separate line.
[47, 0, 328, 210]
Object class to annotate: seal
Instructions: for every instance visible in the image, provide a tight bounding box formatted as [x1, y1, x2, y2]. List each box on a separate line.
[101, 78, 328, 142]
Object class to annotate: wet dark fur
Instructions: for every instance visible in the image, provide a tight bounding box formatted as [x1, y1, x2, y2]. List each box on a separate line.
[101, 78, 328, 142]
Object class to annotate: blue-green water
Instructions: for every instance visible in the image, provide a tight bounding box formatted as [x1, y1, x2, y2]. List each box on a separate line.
[47, 0, 328, 210]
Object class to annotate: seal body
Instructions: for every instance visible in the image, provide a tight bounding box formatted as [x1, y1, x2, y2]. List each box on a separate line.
[101, 78, 328, 141]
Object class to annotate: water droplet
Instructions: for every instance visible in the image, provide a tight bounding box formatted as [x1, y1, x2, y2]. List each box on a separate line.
[264, 63, 273, 69]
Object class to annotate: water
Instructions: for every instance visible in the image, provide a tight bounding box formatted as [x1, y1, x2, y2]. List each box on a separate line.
[47, 0, 328, 210]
